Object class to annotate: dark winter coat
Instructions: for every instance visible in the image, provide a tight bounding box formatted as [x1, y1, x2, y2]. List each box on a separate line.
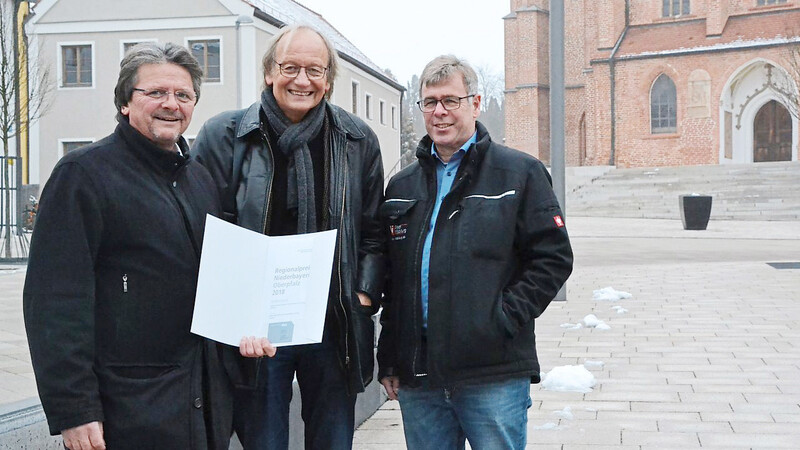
[377, 121, 574, 388]
[192, 100, 385, 393]
[23, 120, 233, 449]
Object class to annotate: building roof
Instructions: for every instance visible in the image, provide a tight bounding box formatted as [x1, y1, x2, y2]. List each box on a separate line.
[616, 9, 800, 60]
[244, 0, 403, 90]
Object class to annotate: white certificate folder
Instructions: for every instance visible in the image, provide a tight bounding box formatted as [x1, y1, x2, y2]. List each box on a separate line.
[191, 214, 337, 347]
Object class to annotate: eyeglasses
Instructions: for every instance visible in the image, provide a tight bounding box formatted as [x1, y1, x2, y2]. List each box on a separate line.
[275, 62, 328, 80]
[132, 88, 196, 104]
[417, 95, 475, 113]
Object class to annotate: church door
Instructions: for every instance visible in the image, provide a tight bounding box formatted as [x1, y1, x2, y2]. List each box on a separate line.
[753, 100, 792, 162]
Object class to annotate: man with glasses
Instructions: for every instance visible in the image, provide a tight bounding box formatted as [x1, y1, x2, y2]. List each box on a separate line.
[377, 55, 573, 449]
[192, 24, 384, 449]
[23, 43, 264, 450]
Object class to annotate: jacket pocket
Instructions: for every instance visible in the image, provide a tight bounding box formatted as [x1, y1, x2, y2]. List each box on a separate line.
[97, 363, 191, 447]
[457, 190, 517, 260]
[380, 198, 417, 245]
[448, 293, 509, 369]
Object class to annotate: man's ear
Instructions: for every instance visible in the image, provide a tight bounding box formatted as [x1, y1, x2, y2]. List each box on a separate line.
[472, 95, 482, 119]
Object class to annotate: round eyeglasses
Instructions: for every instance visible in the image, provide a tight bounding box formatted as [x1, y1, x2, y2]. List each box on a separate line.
[276, 62, 328, 80]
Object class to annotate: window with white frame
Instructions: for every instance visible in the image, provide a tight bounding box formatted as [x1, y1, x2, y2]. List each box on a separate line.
[391, 105, 397, 129]
[351, 81, 359, 115]
[121, 39, 157, 59]
[757, 0, 787, 5]
[379, 100, 386, 125]
[188, 39, 221, 82]
[61, 139, 93, 157]
[61, 44, 92, 87]
[365, 94, 372, 120]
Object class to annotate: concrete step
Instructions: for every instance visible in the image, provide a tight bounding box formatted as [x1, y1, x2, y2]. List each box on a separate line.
[565, 161, 800, 221]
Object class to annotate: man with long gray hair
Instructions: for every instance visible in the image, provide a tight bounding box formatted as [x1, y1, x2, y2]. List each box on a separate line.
[193, 24, 384, 449]
[23, 42, 261, 450]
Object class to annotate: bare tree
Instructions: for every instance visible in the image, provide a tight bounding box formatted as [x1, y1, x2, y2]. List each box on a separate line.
[1, 0, 53, 258]
[475, 64, 504, 110]
[781, 42, 800, 119]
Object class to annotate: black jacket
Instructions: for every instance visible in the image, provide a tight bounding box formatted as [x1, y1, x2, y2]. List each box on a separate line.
[23, 120, 233, 449]
[192, 100, 385, 393]
[377, 122, 573, 388]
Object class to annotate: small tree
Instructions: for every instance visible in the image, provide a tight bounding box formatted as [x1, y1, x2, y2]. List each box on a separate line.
[1, 0, 52, 258]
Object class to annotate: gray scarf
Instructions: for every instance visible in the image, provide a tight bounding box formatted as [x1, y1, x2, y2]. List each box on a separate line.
[260, 88, 326, 233]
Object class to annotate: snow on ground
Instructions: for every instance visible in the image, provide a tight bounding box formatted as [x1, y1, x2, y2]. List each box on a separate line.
[552, 406, 574, 420]
[541, 365, 597, 393]
[560, 322, 583, 329]
[611, 305, 628, 314]
[592, 286, 632, 301]
[583, 314, 610, 330]
[583, 360, 604, 369]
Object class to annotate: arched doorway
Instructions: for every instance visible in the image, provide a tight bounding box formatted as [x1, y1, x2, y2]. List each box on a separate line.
[753, 100, 792, 162]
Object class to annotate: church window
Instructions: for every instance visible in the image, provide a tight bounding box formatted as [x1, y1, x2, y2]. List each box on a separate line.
[651, 74, 677, 134]
[662, 0, 690, 17]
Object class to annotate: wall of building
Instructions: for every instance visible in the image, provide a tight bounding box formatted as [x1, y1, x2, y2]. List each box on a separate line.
[505, 0, 800, 168]
[28, 0, 401, 185]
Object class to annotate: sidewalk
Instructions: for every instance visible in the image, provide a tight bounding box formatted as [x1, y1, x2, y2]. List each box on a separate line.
[2, 217, 800, 448]
[353, 217, 800, 449]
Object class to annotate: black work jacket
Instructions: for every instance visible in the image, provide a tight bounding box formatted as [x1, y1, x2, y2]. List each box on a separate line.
[192, 100, 385, 393]
[23, 120, 233, 449]
[377, 122, 574, 388]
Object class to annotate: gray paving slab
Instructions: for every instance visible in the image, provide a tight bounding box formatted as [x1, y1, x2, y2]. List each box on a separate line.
[2, 215, 800, 448]
[352, 216, 800, 448]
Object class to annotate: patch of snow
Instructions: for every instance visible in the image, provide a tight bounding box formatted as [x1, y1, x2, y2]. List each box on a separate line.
[593, 287, 632, 301]
[583, 314, 610, 329]
[552, 406, 574, 420]
[611, 305, 628, 314]
[532, 422, 560, 430]
[560, 322, 583, 330]
[541, 365, 596, 393]
[583, 360, 605, 369]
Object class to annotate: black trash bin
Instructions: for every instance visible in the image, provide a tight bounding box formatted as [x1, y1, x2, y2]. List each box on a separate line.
[679, 194, 712, 230]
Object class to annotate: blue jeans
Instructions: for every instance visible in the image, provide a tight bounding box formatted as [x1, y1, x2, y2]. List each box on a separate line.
[398, 377, 532, 450]
[233, 340, 356, 450]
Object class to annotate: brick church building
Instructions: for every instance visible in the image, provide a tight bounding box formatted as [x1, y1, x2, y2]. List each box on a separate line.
[503, 0, 800, 167]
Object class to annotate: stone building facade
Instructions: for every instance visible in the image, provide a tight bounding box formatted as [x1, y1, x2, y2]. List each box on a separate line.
[504, 0, 800, 167]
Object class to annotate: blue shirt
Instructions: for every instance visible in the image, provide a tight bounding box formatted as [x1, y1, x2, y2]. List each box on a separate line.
[420, 132, 477, 330]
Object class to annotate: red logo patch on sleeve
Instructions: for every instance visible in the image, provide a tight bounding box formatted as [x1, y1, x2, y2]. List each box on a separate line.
[553, 215, 565, 228]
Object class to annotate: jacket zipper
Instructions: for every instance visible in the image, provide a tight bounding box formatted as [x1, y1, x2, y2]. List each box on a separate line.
[337, 154, 350, 367]
[412, 165, 438, 378]
[259, 130, 275, 234]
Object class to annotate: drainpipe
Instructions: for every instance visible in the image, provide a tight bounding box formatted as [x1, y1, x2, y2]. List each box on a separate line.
[608, 0, 630, 166]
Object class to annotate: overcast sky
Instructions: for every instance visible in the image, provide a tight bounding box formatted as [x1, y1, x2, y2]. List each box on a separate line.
[294, 0, 509, 86]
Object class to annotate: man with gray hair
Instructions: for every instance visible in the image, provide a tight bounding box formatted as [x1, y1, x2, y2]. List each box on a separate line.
[23, 42, 250, 450]
[193, 24, 384, 449]
[377, 55, 573, 449]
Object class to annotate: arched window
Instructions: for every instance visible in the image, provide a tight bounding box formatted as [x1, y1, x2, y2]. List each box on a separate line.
[651, 74, 677, 134]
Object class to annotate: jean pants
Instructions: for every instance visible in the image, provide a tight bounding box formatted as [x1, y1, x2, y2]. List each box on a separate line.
[233, 340, 356, 450]
[398, 376, 532, 450]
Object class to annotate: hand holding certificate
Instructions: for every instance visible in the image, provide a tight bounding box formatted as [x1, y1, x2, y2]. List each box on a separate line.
[191, 215, 337, 347]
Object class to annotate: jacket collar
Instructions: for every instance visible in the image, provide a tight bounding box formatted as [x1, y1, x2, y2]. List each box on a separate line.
[416, 120, 491, 169]
[236, 96, 366, 140]
[116, 118, 189, 174]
